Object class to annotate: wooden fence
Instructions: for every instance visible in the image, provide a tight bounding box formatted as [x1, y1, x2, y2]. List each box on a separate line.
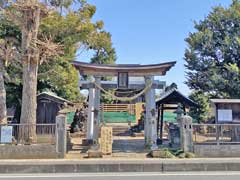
[101, 104, 135, 115]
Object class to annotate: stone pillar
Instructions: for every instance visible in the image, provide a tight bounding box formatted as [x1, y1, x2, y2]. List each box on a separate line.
[86, 87, 95, 143]
[93, 76, 101, 145]
[179, 115, 193, 152]
[144, 76, 157, 149]
[56, 114, 67, 158]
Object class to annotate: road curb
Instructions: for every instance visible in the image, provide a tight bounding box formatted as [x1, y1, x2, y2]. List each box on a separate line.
[0, 159, 240, 173]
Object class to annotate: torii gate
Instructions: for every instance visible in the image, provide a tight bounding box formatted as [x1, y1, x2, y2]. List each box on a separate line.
[73, 61, 176, 148]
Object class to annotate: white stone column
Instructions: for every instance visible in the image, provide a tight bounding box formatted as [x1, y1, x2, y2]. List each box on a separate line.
[93, 76, 101, 144]
[86, 88, 95, 141]
[144, 76, 157, 149]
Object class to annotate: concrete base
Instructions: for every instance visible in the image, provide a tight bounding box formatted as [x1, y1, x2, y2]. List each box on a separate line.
[194, 144, 240, 157]
[87, 149, 102, 158]
[151, 150, 163, 158]
[0, 144, 58, 159]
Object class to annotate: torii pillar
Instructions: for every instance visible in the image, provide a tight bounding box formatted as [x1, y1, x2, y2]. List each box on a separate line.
[86, 84, 95, 142]
[86, 76, 101, 145]
[144, 76, 158, 149]
[93, 76, 101, 145]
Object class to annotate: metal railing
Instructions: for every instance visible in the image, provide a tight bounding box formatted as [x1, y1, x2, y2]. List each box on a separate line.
[0, 124, 56, 145]
[193, 123, 240, 144]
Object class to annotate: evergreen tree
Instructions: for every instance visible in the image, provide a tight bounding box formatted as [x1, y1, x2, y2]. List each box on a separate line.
[185, 0, 240, 121]
[185, 0, 240, 98]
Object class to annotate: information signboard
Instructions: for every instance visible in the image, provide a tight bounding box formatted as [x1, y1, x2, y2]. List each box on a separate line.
[1, 126, 13, 143]
[218, 109, 233, 122]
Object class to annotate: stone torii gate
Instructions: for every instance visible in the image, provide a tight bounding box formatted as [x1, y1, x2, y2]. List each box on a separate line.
[73, 61, 176, 148]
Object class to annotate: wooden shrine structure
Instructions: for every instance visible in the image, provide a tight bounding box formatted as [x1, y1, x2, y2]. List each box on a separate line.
[156, 88, 198, 143]
[73, 61, 176, 148]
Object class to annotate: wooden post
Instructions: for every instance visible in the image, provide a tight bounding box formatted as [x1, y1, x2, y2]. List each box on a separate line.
[215, 104, 219, 145]
[215, 103, 218, 124]
[157, 105, 160, 137]
[160, 104, 164, 141]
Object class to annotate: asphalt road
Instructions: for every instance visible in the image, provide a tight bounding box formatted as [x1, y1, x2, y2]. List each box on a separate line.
[1, 172, 240, 180]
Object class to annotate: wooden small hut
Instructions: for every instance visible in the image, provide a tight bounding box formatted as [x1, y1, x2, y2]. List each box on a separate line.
[37, 92, 73, 124]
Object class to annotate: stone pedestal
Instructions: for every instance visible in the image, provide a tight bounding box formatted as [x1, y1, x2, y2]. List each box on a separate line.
[179, 115, 193, 152]
[87, 149, 102, 158]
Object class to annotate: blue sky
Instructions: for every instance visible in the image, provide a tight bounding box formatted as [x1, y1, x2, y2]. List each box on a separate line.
[78, 0, 233, 95]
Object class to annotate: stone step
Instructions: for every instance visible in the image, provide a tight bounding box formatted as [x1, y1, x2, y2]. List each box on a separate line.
[106, 125, 130, 136]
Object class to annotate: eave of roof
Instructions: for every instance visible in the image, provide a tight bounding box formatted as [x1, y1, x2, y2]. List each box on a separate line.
[156, 88, 198, 107]
[210, 99, 240, 104]
[72, 61, 176, 76]
[37, 92, 73, 105]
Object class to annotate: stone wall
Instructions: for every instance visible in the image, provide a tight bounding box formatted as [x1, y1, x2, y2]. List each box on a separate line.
[194, 144, 240, 157]
[0, 144, 59, 159]
[0, 115, 67, 159]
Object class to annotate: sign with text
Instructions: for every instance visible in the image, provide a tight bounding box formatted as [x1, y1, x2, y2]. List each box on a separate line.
[218, 109, 232, 122]
[1, 126, 13, 143]
[100, 126, 113, 155]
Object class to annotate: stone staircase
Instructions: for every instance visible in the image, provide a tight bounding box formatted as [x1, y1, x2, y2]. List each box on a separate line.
[106, 124, 131, 136]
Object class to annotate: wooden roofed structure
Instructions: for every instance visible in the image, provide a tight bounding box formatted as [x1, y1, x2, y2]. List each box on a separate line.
[37, 92, 73, 124]
[155, 88, 198, 143]
[156, 88, 198, 109]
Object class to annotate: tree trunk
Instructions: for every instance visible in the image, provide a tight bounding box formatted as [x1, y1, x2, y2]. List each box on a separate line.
[20, 62, 38, 142]
[0, 61, 7, 125]
[19, 2, 41, 143]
